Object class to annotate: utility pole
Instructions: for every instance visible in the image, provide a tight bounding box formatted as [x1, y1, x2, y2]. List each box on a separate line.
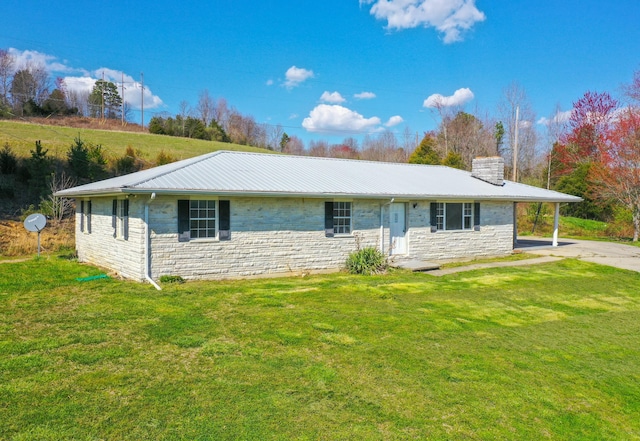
[512, 105, 519, 181]
[101, 71, 105, 121]
[140, 72, 144, 128]
[121, 72, 125, 125]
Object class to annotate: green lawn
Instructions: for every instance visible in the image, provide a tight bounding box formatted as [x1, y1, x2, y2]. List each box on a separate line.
[1, 257, 640, 440]
[0, 120, 269, 161]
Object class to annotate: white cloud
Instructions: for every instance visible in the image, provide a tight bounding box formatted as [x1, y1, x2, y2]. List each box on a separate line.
[423, 87, 474, 108]
[266, 79, 274, 86]
[8, 48, 87, 75]
[320, 91, 346, 104]
[361, 0, 485, 43]
[302, 104, 381, 134]
[284, 66, 314, 89]
[62, 76, 96, 94]
[354, 91, 376, 100]
[385, 115, 404, 127]
[537, 110, 572, 126]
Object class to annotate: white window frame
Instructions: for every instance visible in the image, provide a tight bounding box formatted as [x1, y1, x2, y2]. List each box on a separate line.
[189, 199, 218, 240]
[333, 201, 352, 235]
[436, 202, 474, 231]
[116, 199, 128, 239]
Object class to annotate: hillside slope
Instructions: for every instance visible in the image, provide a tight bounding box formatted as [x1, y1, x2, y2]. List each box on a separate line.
[0, 119, 271, 161]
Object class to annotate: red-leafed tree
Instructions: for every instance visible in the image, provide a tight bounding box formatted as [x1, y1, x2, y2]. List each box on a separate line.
[589, 108, 640, 240]
[553, 91, 618, 177]
[551, 91, 619, 220]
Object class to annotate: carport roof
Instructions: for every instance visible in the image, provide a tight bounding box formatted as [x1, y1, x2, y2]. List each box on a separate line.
[55, 150, 582, 203]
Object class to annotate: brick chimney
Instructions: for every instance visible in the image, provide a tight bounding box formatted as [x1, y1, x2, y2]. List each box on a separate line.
[471, 157, 505, 186]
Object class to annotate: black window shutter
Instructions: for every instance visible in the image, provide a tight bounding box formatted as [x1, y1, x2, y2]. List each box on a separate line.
[219, 200, 230, 241]
[79, 200, 84, 232]
[112, 199, 117, 237]
[123, 199, 129, 240]
[324, 202, 334, 237]
[87, 201, 92, 234]
[474, 202, 481, 231]
[177, 199, 190, 242]
[430, 202, 437, 232]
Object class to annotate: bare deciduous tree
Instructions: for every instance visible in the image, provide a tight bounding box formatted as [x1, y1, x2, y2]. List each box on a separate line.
[282, 135, 305, 155]
[46, 172, 77, 222]
[0, 49, 15, 109]
[196, 89, 215, 127]
[268, 124, 284, 151]
[498, 82, 538, 181]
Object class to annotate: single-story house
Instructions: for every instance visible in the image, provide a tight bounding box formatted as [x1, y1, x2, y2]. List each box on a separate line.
[55, 150, 581, 287]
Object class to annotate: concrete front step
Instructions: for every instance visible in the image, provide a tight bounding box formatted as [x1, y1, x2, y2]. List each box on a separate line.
[389, 259, 441, 272]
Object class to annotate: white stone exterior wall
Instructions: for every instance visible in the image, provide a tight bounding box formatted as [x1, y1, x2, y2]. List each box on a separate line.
[407, 201, 514, 261]
[74, 195, 514, 281]
[148, 196, 381, 280]
[75, 197, 146, 280]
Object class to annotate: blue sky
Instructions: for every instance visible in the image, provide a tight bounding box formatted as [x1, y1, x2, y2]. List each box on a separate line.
[2, 0, 640, 146]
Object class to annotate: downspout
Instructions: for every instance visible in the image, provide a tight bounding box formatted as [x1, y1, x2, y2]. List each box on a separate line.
[145, 192, 162, 290]
[379, 198, 394, 254]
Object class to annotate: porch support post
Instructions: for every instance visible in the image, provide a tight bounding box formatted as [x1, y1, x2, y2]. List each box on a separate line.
[552, 202, 560, 247]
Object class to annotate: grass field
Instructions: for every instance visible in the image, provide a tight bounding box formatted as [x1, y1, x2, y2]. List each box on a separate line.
[2, 256, 639, 440]
[0, 119, 269, 161]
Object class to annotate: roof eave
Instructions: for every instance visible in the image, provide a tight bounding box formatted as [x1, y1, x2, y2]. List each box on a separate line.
[56, 187, 583, 203]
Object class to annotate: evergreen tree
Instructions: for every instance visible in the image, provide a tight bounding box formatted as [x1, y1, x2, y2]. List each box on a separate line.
[208, 119, 230, 142]
[0, 143, 18, 174]
[27, 140, 51, 198]
[279, 133, 290, 152]
[408, 134, 441, 165]
[67, 137, 89, 180]
[88, 79, 123, 119]
[442, 151, 465, 170]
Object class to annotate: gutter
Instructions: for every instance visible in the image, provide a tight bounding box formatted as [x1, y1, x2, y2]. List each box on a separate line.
[144, 192, 162, 290]
[56, 187, 582, 204]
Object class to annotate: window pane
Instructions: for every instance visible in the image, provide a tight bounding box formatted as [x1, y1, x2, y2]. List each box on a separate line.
[333, 202, 351, 235]
[436, 202, 444, 230]
[189, 200, 216, 239]
[463, 203, 472, 229]
[446, 203, 462, 230]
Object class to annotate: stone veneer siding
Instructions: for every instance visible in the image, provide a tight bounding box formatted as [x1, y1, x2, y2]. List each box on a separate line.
[74, 195, 515, 281]
[75, 197, 146, 280]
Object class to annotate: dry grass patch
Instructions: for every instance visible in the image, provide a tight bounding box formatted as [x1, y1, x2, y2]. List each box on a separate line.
[0, 219, 74, 257]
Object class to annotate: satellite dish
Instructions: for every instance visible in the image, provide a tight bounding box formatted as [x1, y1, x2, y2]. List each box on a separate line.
[24, 213, 47, 232]
[23, 213, 47, 257]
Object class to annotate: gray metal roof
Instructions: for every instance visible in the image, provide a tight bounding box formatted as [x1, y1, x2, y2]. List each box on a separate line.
[55, 150, 582, 203]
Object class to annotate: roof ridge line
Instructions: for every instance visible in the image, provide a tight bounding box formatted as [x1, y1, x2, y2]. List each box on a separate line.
[223, 149, 457, 168]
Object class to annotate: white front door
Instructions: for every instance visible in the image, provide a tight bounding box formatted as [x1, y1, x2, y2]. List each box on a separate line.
[390, 203, 407, 255]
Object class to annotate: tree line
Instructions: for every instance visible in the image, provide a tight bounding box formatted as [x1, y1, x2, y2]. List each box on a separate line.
[0, 49, 127, 120]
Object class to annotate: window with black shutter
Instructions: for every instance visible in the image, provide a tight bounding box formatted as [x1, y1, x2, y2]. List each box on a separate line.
[219, 200, 230, 241]
[177, 199, 230, 241]
[86, 200, 92, 234]
[80, 200, 85, 232]
[112, 200, 118, 237]
[324, 202, 334, 237]
[430, 202, 477, 232]
[324, 201, 351, 236]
